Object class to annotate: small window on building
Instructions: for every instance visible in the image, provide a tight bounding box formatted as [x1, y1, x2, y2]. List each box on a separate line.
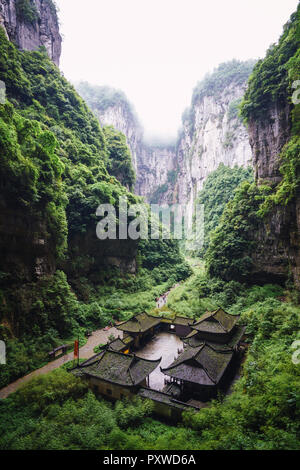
[106, 389, 112, 395]
[120, 394, 125, 400]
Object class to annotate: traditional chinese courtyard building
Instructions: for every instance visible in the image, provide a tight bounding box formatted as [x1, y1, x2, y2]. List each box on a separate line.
[73, 349, 161, 401]
[117, 313, 161, 348]
[161, 342, 235, 401]
[160, 308, 245, 401]
[188, 308, 241, 344]
[117, 312, 193, 349]
[72, 308, 245, 417]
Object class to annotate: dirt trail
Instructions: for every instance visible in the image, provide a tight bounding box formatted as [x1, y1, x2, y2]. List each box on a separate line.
[0, 327, 120, 399]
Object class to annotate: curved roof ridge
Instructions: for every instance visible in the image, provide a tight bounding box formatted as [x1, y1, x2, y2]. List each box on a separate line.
[109, 336, 127, 346]
[213, 317, 228, 333]
[200, 364, 218, 385]
[128, 365, 135, 385]
[136, 354, 163, 364]
[161, 344, 205, 372]
[147, 312, 161, 319]
[201, 341, 233, 354]
[126, 354, 136, 371]
[79, 350, 105, 368]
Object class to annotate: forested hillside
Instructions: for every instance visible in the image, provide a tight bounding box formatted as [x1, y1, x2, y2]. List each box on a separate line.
[0, 27, 189, 388]
[196, 164, 253, 255]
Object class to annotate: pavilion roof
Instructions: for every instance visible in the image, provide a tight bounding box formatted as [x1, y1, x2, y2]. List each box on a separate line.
[161, 343, 233, 386]
[74, 350, 161, 387]
[173, 316, 192, 326]
[190, 308, 240, 334]
[108, 337, 128, 352]
[117, 313, 161, 333]
[138, 388, 207, 411]
[183, 325, 245, 350]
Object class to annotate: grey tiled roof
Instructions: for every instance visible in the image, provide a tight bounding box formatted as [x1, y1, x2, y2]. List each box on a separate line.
[117, 313, 161, 333]
[108, 338, 127, 352]
[191, 308, 240, 334]
[138, 388, 206, 411]
[184, 325, 245, 350]
[162, 343, 233, 385]
[75, 350, 161, 387]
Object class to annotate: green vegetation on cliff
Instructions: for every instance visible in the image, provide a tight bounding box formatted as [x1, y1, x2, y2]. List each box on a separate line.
[76, 82, 139, 120]
[205, 182, 271, 281]
[196, 164, 253, 255]
[103, 125, 136, 191]
[241, 8, 300, 122]
[16, 0, 39, 25]
[181, 59, 256, 134]
[242, 5, 300, 213]
[0, 28, 189, 388]
[192, 59, 256, 105]
[205, 7, 300, 283]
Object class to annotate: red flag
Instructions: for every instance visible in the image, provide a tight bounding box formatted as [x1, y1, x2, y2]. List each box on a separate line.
[74, 340, 79, 360]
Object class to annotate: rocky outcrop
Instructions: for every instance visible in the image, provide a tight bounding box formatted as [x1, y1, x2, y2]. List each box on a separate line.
[93, 102, 143, 172]
[248, 102, 292, 184]
[0, 0, 61, 65]
[247, 102, 300, 287]
[80, 90, 178, 204]
[175, 81, 252, 227]
[0, 206, 56, 284]
[135, 144, 177, 204]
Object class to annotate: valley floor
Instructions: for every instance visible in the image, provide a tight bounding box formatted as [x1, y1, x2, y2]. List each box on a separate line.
[0, 262, 299, 450]
[0, 326, 120, 399]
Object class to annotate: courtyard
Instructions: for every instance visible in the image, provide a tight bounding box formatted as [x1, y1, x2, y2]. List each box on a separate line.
[136, 332, 183, 391]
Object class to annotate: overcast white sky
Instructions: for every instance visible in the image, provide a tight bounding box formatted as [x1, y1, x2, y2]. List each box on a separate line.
[56, 0, 299, 142]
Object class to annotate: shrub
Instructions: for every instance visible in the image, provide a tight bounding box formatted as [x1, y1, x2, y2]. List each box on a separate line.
[16, 0, 39, 25]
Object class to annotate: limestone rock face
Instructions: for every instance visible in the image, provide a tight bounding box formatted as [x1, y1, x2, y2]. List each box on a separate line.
[247, 101, 300, 287]
[91, 100, 177, 204]
[175, 82, 252, 227]
[248, 102, 292, 183]
[0, 206, 57, 284]
[0, 0, 61, 65]
[135, 144, 177, 204]
[93, 103, 143, 172]
[88, 81, 252, 225]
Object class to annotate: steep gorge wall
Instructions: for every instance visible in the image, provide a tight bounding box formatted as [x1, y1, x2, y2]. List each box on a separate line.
[91, 102, 143, 172]
[79, 91, 178, 204]
[175, 81, 252, 226]
[247, 101, 300, 286]
[240, 6, 300, 287]
[135, 144, 177, 204]
[97, 103, 179, 204]
[78, 63, 253, 225]
[0, 0, 61, 65]
[0, 0, 62, 289]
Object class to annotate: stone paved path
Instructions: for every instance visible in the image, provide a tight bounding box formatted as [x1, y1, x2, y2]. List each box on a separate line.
[156, 283, 180, 309]
[0, 326, 120, 399]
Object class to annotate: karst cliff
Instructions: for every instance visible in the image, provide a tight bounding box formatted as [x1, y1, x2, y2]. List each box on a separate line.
[0, 0, 61, 65]
[78, 61, 255, 228]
